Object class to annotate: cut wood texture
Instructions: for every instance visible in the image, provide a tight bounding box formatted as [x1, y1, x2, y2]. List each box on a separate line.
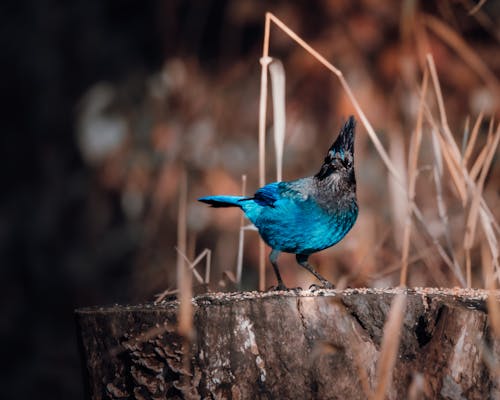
[75, 288, 500, 399]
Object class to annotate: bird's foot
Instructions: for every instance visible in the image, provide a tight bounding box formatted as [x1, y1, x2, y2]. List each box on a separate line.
[309, 281, 335, 291]
[267, 283, 288, 291]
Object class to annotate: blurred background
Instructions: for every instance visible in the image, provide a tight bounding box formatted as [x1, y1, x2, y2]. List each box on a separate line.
[1, 0, 499, 398]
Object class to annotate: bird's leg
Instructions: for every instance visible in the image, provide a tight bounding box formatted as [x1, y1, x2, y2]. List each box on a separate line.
[296, 254, 334, 289]
[269, 249, 287, 291]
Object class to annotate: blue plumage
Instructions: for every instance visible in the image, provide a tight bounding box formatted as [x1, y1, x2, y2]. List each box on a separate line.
[199, 116, 358, 289]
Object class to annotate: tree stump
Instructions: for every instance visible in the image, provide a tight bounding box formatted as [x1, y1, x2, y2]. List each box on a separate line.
[75, 288, 500, 399]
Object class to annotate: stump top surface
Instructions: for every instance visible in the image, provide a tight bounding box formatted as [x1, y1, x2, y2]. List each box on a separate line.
[75, 287, 497, 314]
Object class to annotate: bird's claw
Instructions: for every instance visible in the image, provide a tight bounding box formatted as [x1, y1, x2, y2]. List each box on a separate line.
[309, 281, 335, 291]
[267, 283, 288, 291]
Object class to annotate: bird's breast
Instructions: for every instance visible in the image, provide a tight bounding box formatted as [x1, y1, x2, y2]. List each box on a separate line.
[250, 197, 358, 254]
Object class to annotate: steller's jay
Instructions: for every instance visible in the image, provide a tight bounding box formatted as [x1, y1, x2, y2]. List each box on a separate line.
[199, 116, 358, 289]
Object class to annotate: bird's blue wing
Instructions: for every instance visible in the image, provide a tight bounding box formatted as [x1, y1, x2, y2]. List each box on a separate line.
[252, 181, 306, 207]
[253, 182, 280, 207]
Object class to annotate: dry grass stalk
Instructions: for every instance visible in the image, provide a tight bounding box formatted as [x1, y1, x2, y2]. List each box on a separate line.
[258, 241, 266, 291]
[465, 123, 500, 286]
[426, 55, 462, 158]
[460, 0, 500, 43]
[352, 226, 390, 285]
[176, 171, 193, 337]
[470, 118, 495, 182]
[424, 14, 500, 102]
[412, 198, 466, 286]
[371, 293, 407, 400]
[469, 153, 488, 186]
[424, 115, 472, 286]
[431, 125, 468, 204]
[461, 115, 470, 156]
[177, 247, 212, 284]
[469, 138, 490, 183]
[400, 67, 428, 286]
[154, 286, 176, 303]
[389, 132, 407, 251]
[176, 247, 204, 284]
[426, 56, 468, 204]
[463, 112, 484, 167]
[236, 174, 247, 284]
[467, 0, 487, 15]
[412, 228, 451, 286]
[480, 207, 500, 281]
[424, 54, 500, 285]
[431, 129, 459, 279]
[257, 15, 273, 292]
[426, 50, 498, 226]
[482, 242, 500, 338]
[269, 59, 286, 182]
[154, 247, 212, 304]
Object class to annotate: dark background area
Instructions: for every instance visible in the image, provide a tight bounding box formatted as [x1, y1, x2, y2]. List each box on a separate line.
[1, 1, 498, 398]
[1, 1, 230, 397]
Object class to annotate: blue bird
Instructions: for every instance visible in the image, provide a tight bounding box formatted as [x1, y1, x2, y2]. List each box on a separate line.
[199, 116, 358, 289]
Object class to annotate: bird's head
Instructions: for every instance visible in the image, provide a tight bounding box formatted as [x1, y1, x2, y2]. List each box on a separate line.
[315, 116, 356, 183]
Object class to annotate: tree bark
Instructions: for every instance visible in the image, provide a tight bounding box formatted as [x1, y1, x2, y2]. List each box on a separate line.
[75, 288, 500, 399]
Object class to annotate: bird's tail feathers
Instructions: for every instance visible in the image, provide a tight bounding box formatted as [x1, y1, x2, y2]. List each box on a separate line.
[198, 195, 248, 208]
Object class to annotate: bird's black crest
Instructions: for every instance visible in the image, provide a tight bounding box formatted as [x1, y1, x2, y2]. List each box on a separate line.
[330, 115, 355, 155]
[315, 116, 356, 180]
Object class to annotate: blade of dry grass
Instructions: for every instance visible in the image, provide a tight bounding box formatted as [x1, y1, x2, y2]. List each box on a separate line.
[461, 116, 470, 157]
[176, 171, 193, 337]
[426, 55, 461, 156]
[269, 59, 286, 182]
[175, 247, 204, 284]
[422, 57, 499, 285]
[431, 128, 458, 276]
[205, 249, 211, 284]
[371, 293, 407, 400]
[480, 206, 500, 282]
[424, 14, 500, 102]
[389, 132, 408, 251]
[236, 174, 247, 284]
[411, 229, 451, 286]
[426, 55, 468, 205]
[373, 224, 451, 286]
[400, 67, 428, 287]
[468, 0, 487, 14]
[257, 16, 272, 292]
[460, 0, 500, 43]
[482, 242, 500, 338]
[463, 112, 484, 167]
[423, 78, 499, 247]
[176, 247, 212, 285]
[412, 204, 466, 286]
[470, 117, 495, 182]
[469, 137, 490, 183]
[465, 123, 500, 286]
